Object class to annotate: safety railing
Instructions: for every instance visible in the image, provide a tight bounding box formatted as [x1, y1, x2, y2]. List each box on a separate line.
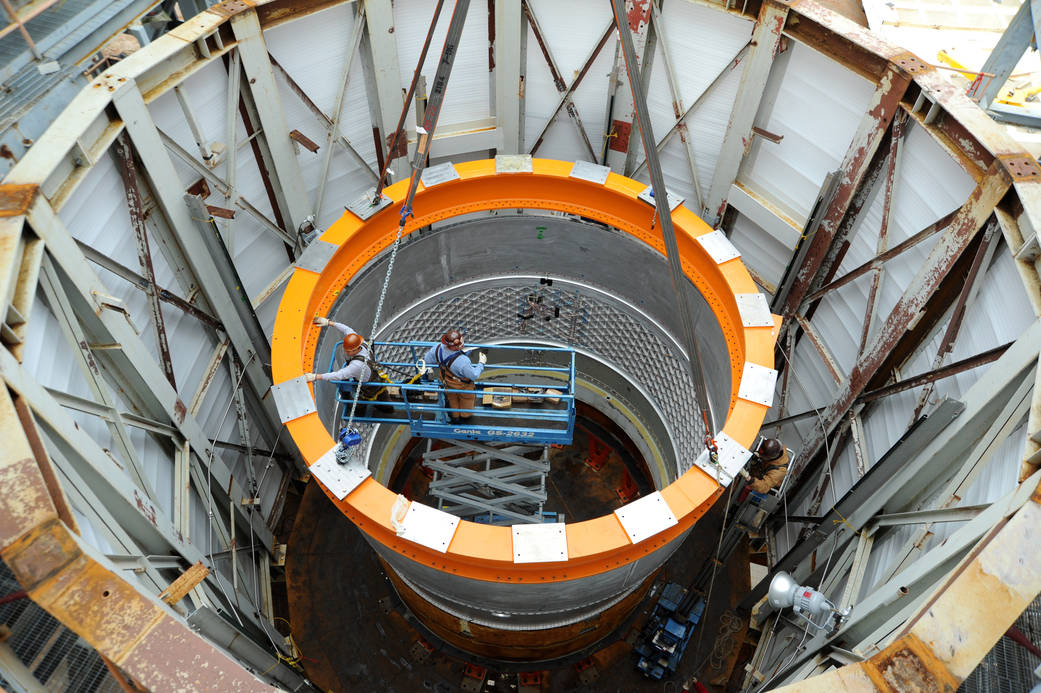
[323, 342, 576, 445]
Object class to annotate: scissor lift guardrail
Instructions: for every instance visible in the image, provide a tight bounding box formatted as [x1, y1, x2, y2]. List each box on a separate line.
[324, 342, 577, 446]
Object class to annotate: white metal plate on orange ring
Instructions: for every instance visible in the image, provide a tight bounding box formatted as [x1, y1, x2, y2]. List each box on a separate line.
[714, 432, 753, 482]
[614, 492, 678, 544]
[637, 185, 684, 211]
[569, 160, 610, 184]
[420, 162, 460, 187]
[495, 154, 533, 173]
[270, 375, 316, 423]
[735, 293, 774, 327]
[295, 239, 339, 275]
[696, 230, 741, 263]
[738, 362, 778, 407]
[398, 502, 461, 553]
[512, 523, 568, 563]
[310, 446, 370, 500]
[345, 188, 393, 220]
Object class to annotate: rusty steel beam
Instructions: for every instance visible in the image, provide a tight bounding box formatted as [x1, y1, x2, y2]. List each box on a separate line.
[804, 209, 958, 305]
[786, 161, 1012, 491]
[775, 64, 912, 323]
[0, 385, 280, 691]
[604, 0, 653, 174]
[113, 133, 177, 390]
[522, 0, 597, 161]
[794, 314, 842, 384]
[911, 221, 1001, 420]
[857, 111, 907, 356]
[860, 342, 1012, 404]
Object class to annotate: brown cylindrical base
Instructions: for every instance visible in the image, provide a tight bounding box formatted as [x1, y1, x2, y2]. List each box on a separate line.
[382, 558, 656, 661]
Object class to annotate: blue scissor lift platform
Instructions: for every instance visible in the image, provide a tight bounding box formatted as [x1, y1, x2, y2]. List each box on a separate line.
[326, 342, 576, 447]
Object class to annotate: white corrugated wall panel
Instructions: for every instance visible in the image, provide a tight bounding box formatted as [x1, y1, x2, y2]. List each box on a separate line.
[635, 2, 751, 207]
[522, 0, 614, 161]
[266, 3, 378, 229]
[739, 41, 876, 226]
[394, 0, 490, 129]
[729, 210, 789, 291]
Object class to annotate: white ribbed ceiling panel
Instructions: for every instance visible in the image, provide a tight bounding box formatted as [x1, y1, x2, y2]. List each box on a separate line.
[729, 210, 789, 292]
[266, 3, 379, 228]
[395, 0, 491, 129]
[739, 41, 876, 226]
[634, 3, 751, 207]
[522, 0, 614, 161]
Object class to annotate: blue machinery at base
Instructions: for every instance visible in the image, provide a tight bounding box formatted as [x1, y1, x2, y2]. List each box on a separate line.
[325, 342, 577, 446]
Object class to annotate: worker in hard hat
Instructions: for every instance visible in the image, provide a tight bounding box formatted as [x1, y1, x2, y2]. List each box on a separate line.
[424, 329, 486, 423]
[307, 317, 383, 405]
[740, 438, 789, 494]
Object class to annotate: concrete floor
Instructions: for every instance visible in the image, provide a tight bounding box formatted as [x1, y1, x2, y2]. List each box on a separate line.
[283, 425, 751, 692]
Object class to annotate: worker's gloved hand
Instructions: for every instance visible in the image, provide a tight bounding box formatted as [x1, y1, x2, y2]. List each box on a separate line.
[305, 372, 318, 382]
[738, 468, 750, 481]
[478, 352, 487, 364]
[313, 317, 330, 327]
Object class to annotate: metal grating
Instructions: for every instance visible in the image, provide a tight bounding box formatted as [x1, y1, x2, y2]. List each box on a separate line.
[372, 281, 706, 475]
[0, 560, 123, 692]
[959, 593, 1041, 693]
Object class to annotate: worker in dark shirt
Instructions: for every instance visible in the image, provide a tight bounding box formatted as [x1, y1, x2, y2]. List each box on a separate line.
[740, 438, 789, 494]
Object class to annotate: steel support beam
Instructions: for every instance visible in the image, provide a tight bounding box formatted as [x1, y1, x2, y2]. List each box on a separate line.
[0, 385, 285, 691]
[774, 64, 912, 319]
[495, 0, 523, 154]
[360, 0, 409, 182]
[967, 0, 1038, 110]
[20, 196, 277, 552]
[229, 11, 311, 237]
[604, 0, 652, 174]
[111, 82, 289, 457]
[772, 471, 1041, 692]
[706, 1, 788, 225]
[787, 164, 1012, 490]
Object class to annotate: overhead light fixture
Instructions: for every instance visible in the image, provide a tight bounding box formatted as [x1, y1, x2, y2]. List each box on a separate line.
[768, 571, 850, 634]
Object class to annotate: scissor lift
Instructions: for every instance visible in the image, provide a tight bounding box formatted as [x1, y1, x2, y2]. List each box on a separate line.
[326, 342, 576, 446]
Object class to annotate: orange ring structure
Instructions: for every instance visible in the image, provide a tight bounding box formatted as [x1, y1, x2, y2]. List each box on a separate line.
[272, 158, 778, 587]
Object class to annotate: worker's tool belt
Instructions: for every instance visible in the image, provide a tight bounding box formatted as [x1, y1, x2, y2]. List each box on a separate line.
[344, 354, 385, 400]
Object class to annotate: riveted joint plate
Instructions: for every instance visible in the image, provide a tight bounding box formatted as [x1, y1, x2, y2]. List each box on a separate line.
[398, 502, 460, 553]
[209, 0, 253, 17]
[638, 186, 684, 212]
[738, 362, 778, 407]
[270, 376, 316, 423]
[712, 432, 753, 484]
[0, 184, 39, 218]
[512, 523, 568, 563]
[696, 230, 741, 264]
[735, 293, 775, 327]
[496, 155, 533, 173]
[310, 446, 370, 500]
[420, 163, 460, 188]
[999, 154, 1041, 182]
[615, 492, 678, 544]
[569, 161, 610, 185]
[346, 189, 393, 220]
[295, 239, 338, 274]
[892, 52, 930, 75]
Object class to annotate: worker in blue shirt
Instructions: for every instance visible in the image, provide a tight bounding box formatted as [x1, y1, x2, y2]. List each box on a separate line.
[424, 329, 486, 423]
